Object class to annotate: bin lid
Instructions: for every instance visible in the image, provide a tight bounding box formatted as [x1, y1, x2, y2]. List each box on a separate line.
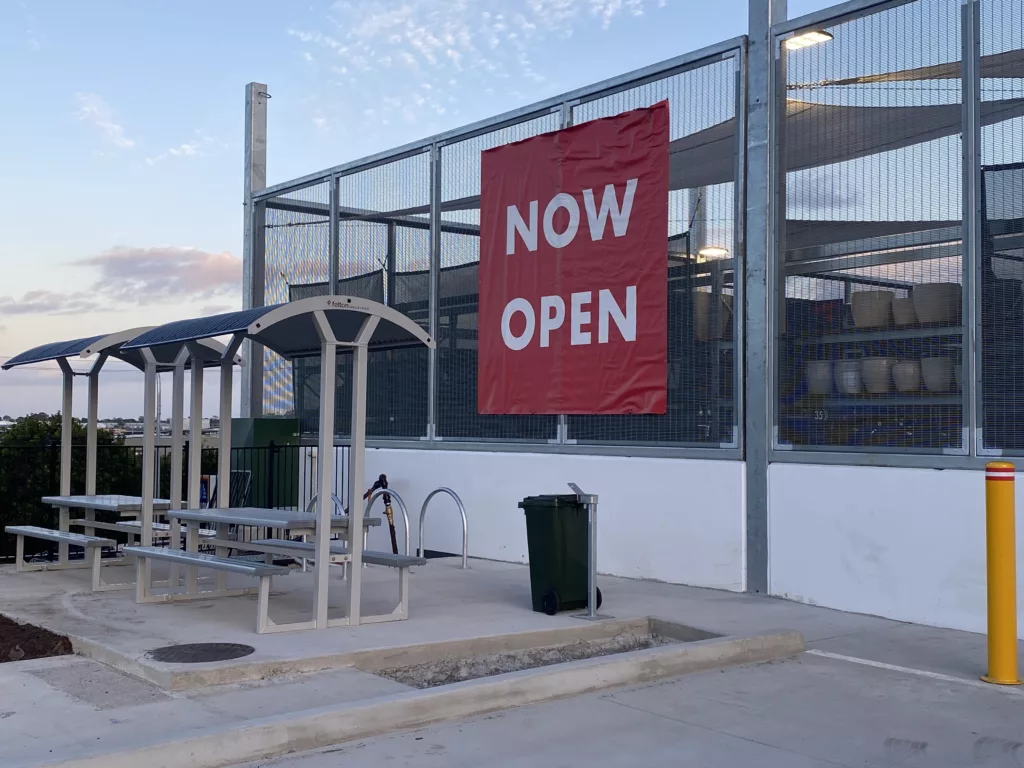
[518, 494, 583, 510]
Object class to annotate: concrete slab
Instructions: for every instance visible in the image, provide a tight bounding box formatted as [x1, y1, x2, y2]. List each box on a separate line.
[2, 554, 1022, 768]
[20, 630, 803, 768]
[809, 620, 1024, 683]
[0, 557, 893, 689]
[238, 651, 1024, 768]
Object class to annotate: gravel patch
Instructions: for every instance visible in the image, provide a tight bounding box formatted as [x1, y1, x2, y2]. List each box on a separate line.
[377, 633, 677, 689]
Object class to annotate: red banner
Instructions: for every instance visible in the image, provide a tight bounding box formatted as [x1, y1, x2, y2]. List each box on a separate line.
[478, 102, 669, 415]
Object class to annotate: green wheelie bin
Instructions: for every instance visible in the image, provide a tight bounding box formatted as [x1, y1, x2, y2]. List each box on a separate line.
[519, 494, 602, 615]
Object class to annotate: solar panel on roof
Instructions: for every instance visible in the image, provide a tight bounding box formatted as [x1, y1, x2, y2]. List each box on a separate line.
[122, 306, 280, 350]
[2, 335, 108, 370]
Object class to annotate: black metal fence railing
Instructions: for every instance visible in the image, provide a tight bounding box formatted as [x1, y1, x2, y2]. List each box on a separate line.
[0, 443, 344, 562]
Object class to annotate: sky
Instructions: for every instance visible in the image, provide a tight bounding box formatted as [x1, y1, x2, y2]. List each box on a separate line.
[0, 0, 833, 419]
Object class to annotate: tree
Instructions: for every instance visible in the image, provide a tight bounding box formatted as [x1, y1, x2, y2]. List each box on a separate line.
[0, 414, 145, 560]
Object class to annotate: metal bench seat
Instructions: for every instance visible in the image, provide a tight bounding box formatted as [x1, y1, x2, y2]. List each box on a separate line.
[5, 525, 120, 591]
[248, 538, 425, 625]
[124, 546, 291, 633]
[249, 538, 426, 568]
[70, 519, 216, 540]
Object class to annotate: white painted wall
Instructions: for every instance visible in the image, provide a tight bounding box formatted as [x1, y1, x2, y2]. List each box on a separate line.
[770, 463, 1024, 637]
[334, 448, 746, 591]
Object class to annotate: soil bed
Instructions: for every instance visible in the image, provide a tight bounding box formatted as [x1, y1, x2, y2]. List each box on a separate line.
[378, 632, 676, 689]
[0, 614, 72, 663]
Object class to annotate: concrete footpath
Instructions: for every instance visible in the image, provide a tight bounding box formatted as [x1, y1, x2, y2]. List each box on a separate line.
[242, 649, 1024, 768]
[2, 560, 1023, 767]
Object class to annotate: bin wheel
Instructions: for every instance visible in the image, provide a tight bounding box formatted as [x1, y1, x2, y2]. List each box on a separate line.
[594, 587, 603, 611]
[541, 589, 560, 616]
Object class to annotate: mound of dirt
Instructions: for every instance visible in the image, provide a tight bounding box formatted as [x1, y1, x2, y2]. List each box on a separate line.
[0, 614, 72, 663]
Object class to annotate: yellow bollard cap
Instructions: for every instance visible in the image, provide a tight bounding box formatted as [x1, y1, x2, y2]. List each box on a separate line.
[986, 462, 1015, 481]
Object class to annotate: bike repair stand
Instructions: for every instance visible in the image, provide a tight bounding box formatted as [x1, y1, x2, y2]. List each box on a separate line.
[569, 482, 611, 621]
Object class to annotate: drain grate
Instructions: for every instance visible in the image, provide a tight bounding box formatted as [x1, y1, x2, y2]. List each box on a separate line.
[146, 643, 255, 664]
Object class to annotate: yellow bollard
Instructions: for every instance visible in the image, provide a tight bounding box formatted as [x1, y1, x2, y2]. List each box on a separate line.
[983, 461, 1020, 685]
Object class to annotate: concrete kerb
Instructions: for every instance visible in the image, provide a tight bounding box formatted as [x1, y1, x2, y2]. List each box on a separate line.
[25, 629, 804, 768]
[68, 616, 718, 691]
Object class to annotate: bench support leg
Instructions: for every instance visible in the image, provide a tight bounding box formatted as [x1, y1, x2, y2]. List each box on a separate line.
[186, 525, 199, 595]
[256, 575, 271, 634]
[169, 518, 181, 588]
[397, 566, 409, 619]
[15, 535, 24, 572]
[135, 559, 148, 602]
[58, 506, 70, 565]
[90, 546, 102, 592]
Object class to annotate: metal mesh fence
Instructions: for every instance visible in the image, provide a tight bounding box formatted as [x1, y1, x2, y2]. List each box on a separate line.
[263, 179, 332, 417]
[979, 0, 1024, 452]
[436, 115, 561, 441]
[775, 0, 967, 452]
[292, 154, 432, 439]
[567, 57, 740, 446]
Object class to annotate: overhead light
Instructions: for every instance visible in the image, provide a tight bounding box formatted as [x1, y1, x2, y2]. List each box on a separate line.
[784, 30, 833, 50]
[698, 246, 730, 260]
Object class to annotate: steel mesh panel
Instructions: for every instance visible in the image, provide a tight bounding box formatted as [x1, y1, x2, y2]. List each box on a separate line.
[295, 154, 431, 440]
[262, 180, 331, 417]
[567, 58, 739, 446]
[437, 115, 560, 441]
[980, 0, 1024, 452]
[775, 0, 966, 452]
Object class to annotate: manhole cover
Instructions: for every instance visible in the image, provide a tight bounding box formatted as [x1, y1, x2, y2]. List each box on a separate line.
[145, 643, 255, 664]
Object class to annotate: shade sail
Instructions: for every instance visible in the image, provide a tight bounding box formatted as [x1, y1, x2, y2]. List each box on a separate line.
[799, 48, 1024, 87]
[302, 96, 1024, 221]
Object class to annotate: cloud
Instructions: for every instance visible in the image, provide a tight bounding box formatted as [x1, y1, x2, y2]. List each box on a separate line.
[0, 290, 101, 316]
[19, 1, 42, 50]
[200, 304, 236, 317]
[289, 0, 668, 127]
[146, 132, 217, 166]
[75, 246, 242, 302]
[74, 93, 135, 149]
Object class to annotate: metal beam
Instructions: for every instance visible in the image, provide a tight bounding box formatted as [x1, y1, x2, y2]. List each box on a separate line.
[427, 143, 441, 440]
[242, 82, 268, 420]
[253, 36, 746, 201]
[744, 0, 786, 596]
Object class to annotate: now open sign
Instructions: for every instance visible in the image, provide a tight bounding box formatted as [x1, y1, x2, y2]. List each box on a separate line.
[478, 102, 669, 415]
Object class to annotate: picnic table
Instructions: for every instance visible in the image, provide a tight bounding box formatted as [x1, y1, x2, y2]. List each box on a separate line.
[41, 495, 173, 564]
[165, 507, 382, 592]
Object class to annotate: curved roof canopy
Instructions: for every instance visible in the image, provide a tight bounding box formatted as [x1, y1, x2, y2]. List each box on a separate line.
[2, 326, 241, 372]
[2, 335, 109, 370]
[123, 296, 435, 358]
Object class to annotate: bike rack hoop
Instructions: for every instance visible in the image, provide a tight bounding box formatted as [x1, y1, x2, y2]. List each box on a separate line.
[418, 487, 468, 569]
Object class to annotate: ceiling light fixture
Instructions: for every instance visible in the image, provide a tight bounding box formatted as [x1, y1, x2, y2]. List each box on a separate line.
[698, 246, 730, 260]
[784, 30, 834, 50]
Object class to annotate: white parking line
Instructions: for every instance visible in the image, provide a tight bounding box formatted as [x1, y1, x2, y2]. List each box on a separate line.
[806, 649, 1024, 697]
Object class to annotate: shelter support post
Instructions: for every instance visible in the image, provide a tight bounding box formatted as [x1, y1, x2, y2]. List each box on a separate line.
[56, 359, 74, 563]
[187, 349, 204, 512]
[85, 355, 106, 498]
[83, 354, 107, 537]
[168, 350, 188, 586]
[136, 352, 159, 602]
[346, 315, 379, 626]
[186, 345, 205, 594]
[215, 337, 242, 593]
[312, 311, 338, 628]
